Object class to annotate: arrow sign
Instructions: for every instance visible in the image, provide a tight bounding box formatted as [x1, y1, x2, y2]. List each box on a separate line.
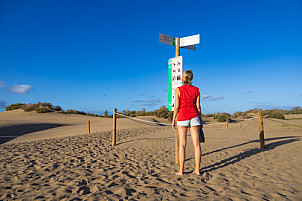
[160, 33, 175, 46]
[181, 44, 196, 51]
[180, 34, 200, 47]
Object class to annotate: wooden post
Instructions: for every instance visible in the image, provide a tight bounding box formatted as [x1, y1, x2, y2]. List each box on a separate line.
[258, 111, 265, 149]
[176, 37, 180, 57]
[240, 124, 242, 132]
[174, 37, 180, 164]
[226, 122, 228, 130]
[88, 120, 91, 134]
[112, 109, 117, 146]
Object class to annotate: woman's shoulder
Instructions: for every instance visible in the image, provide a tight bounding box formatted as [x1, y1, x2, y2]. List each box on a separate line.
[177, 85, 184, 90]
[192, 85, 200, 94]
[191, 85, 199, 90]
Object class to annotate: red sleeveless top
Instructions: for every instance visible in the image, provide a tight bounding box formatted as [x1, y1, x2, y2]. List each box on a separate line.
[177, 85, 200, 121]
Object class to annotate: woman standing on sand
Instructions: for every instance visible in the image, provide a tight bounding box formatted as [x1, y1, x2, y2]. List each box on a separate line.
[172, 70, 203, 176]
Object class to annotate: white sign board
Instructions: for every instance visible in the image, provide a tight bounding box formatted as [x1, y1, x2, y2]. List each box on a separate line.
[160, 33, 175, 46]
[168, 56, 183, 111]
[180, 34, 200, 47]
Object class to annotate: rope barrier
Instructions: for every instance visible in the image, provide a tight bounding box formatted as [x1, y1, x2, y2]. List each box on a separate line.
[263, 117, 302, 128]
[116, 113, 258, 127]
[116, 112, 171, 126]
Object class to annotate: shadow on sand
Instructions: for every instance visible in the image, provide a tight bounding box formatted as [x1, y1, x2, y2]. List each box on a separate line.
[198, 136, 301, 173]
[0, 123, 67, 144]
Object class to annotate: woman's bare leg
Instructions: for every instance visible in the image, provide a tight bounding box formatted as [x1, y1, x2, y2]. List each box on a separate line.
[176, 126, 188, 175]
[190, 126, 201, 175]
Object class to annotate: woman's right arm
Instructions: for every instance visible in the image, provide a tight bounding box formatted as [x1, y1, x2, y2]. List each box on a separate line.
[196, 93, 203, 128]
[172, 88, 180, 129]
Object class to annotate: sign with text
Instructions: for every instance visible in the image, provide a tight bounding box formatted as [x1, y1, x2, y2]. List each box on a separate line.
[181, 44, 196, 51]
[180, 34, 200, 47]
[160, 33, 176, 46]
[168, 56, 183, 111]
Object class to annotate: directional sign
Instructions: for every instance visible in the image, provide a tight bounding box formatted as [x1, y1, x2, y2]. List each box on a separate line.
[168, 56, 183, 111]
[180, 34, 200, 47]
[160, 33, 175, 46]
[181, 44, 196, 51]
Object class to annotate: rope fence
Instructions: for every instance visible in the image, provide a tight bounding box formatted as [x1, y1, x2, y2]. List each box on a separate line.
[116, 112, 258, 127]
[116, 112, 171, 126]
[263, 117, 302, 128]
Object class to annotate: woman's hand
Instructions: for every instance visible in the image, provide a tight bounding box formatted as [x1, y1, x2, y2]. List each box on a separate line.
[172, 120, 177, 129]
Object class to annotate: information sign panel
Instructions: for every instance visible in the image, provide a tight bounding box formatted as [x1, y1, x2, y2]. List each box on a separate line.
[180, 34, 200, 47]
[168, 56, 183, 111]
[160, 33, 176, 46]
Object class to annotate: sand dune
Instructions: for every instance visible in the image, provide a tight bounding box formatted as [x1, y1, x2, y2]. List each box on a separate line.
[0, 111, 302, 200]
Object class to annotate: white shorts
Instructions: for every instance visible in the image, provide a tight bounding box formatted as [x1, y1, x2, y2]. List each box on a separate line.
[177, 116, 201, 127]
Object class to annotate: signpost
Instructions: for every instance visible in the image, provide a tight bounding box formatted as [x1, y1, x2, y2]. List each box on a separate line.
[160, 33, 200, 111]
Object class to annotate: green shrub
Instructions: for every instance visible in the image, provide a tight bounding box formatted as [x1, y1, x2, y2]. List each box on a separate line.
[52, 105, 62, 111]
[204, 114, 214, 117]
[266, 112, 285, 120]
[35, 107, 51, 113]
[86, 113, 98, 117]
[66, 109, 86, 115]
[217, 115, 232, 122]
[58, 111, 66, 114]
[214, 113, 231, 122]
[24, 104, 39, 112]
[5, 103, 26, 111]
[37, 102, 52, 108]
[290, 107, 302, 114]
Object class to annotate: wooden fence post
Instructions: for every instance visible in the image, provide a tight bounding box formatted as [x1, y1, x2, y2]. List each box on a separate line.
[226, 122, 228, 130]
[112, 109, 117, 146]
[258, 111, 265, 149]
[88, 120, 91, 134]
[175, 129, 179, 164]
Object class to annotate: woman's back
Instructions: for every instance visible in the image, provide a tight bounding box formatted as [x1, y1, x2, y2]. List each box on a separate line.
[177, 85, 199, 121]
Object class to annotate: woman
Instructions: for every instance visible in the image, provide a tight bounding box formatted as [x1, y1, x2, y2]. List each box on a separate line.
[172, 70, 203, 176]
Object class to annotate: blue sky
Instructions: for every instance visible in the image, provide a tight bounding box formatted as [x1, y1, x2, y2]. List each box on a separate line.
[0, 0, 301, 114]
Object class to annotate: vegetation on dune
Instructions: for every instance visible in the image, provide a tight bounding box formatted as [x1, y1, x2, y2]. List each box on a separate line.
[5, 103, 26, 111]
[213, 113, 232, 122]
[122, 106, 173, 122]
[4, 102, 302, 122]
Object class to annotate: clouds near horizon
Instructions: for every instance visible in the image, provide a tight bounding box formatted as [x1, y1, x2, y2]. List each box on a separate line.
[244, 90, 253, 94]
[0, 81, 6, 87]
[201, 95, 224, 101]
[134, 99, 161, 107]
[0, 100, 6, 109]
[8, 84, 32, 94]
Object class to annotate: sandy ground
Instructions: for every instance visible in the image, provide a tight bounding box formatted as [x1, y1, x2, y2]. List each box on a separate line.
[0, 110, 302, 200]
